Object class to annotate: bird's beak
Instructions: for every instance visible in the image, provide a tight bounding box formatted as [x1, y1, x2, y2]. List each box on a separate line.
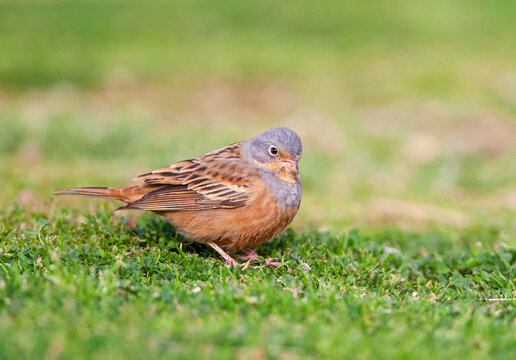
[282, 156, 298, 172]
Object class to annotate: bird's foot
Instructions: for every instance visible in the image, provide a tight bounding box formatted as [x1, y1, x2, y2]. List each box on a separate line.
[249, 257, 287, 268]
[263, 257, 283, 267]
[208, 243, 287, 268]
[236, 249, 286, 268]
[208, 242, 241, 267]
[235, 248, 259, 261]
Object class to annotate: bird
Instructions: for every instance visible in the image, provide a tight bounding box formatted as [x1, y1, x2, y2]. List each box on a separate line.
[54, 127, 302, 267]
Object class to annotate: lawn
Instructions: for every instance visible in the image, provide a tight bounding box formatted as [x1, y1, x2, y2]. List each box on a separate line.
[1, 0, 515, 359]
[1, 208, 515, 359]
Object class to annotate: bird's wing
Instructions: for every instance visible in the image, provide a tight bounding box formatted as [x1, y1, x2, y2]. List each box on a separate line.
[123, 142, 255, 211]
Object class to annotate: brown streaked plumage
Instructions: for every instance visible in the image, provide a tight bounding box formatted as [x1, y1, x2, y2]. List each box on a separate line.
[55, 127, 302, 267]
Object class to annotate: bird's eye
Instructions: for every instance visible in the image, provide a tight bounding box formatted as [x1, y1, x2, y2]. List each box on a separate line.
[269, 146, 279, 156]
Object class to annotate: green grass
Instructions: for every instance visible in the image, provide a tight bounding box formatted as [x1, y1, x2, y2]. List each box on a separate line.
[1, 0, 516, 358]
[1, 206, 515, 359]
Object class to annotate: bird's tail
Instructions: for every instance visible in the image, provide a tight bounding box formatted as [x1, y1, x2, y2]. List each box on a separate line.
[53, 186, 144, 203]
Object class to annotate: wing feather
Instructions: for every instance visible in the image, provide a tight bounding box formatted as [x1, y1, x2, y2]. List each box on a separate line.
[126, 142, 256, 211]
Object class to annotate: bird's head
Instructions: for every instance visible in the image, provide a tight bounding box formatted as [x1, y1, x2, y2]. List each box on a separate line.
[245, 127, 302, 184]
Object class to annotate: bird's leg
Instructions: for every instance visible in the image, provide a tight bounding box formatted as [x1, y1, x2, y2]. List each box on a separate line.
[208, 242, 240, 267]
[208, 244, 285, 268]
[235, 248, 259, 261]
[237, 248, 284, 268]
[262, 258, 284, 268]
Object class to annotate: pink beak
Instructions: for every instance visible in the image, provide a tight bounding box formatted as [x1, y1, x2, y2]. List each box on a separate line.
[283, 156, 298, 172]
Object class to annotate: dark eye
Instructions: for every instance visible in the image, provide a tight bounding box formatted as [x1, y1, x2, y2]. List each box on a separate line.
[268, 145, 279, 156]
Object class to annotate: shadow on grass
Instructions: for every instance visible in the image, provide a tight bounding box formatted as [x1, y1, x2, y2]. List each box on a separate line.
[124, 213, 296, 262]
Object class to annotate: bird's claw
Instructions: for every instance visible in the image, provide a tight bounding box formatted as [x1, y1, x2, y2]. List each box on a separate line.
[250, 257, 289, 269]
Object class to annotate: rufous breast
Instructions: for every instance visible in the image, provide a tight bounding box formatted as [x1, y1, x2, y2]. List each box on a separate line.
[164, 181, 299, 251]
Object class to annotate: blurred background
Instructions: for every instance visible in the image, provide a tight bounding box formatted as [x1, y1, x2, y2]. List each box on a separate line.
[1, 0, 515, 239]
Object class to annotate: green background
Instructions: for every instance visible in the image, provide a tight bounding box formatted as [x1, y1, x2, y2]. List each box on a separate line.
[1, 1, 515, 359]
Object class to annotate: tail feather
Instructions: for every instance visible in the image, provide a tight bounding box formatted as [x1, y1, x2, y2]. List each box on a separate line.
[53, 186, 143, 203]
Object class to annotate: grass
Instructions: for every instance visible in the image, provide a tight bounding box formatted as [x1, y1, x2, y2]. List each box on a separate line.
[1, 0, 516, 358]
[1, 206, 515, 359]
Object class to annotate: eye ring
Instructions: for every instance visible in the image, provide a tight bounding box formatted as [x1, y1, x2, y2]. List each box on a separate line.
[268, 145, 279, 156]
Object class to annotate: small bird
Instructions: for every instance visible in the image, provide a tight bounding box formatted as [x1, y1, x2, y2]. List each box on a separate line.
[55, 127, 302, 267]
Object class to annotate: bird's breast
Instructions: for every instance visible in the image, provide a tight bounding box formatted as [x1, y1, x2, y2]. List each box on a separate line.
[165, 181, 299, 251]
[260, 171, 302, 208]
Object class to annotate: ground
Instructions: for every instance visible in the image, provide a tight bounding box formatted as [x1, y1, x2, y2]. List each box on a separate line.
[0, 1, 515, 359]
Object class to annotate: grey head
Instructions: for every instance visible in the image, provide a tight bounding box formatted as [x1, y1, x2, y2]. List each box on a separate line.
[243, 127, 302, 167]
[242, 127, 302, 207]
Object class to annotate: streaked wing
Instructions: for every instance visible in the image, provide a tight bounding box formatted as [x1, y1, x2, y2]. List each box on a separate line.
[126, 142, 255, 211]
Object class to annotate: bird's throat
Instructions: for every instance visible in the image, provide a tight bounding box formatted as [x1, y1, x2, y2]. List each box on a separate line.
[275, 168, 299, 184]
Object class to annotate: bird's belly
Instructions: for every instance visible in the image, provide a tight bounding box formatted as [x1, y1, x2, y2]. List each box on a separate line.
[164, 188, 299, 251]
